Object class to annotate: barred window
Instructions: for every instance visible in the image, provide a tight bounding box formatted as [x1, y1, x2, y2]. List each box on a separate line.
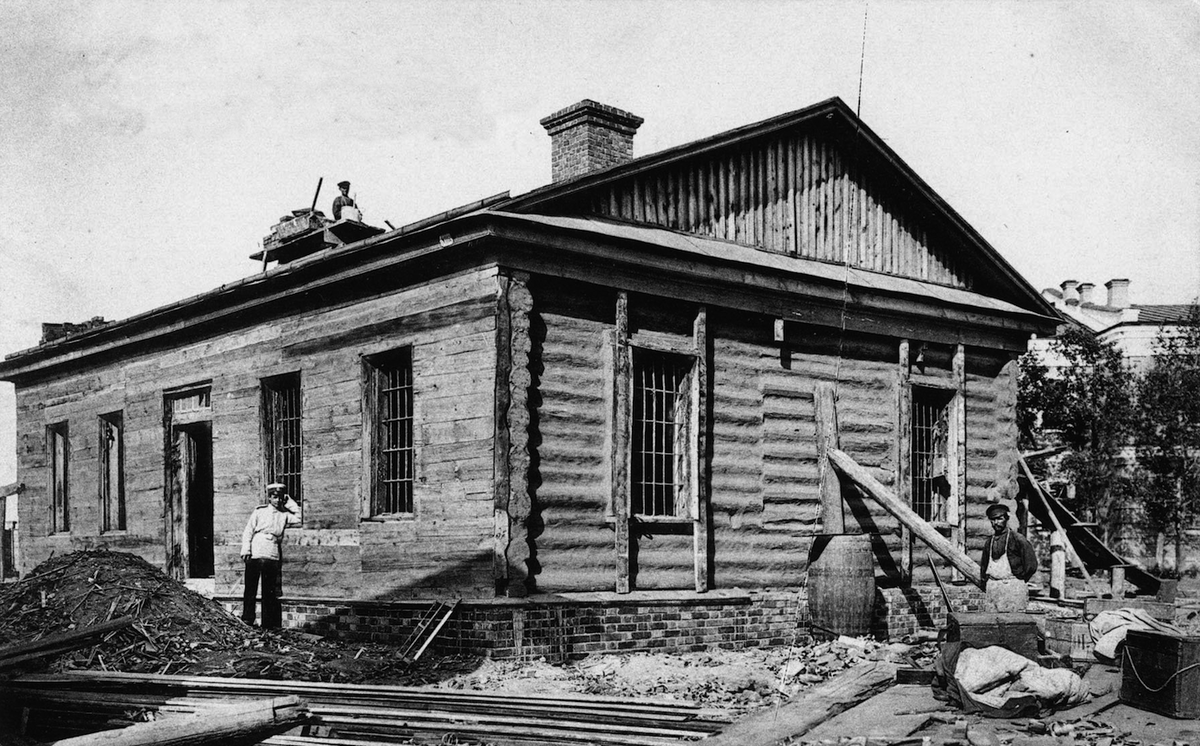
[100, 412, 125, 532]
[911, 386, 955, 523]
[263, 373, 302, 513]
[49, 422, 69, 534]
[367, 348, 414, 516]
[632, 350, 693, 517]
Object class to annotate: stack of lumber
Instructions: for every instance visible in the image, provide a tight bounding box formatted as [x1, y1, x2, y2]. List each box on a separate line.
[3, 671, 729, 745]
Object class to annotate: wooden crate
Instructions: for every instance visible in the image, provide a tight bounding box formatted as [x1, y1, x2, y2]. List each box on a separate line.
[944, 612, 1040, 660]
[1119, 629, 1200, 719]
[1045, 617, 1093, 662]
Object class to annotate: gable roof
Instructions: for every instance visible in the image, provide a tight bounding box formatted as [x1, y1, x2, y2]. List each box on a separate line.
[495, 96, 1057, 319]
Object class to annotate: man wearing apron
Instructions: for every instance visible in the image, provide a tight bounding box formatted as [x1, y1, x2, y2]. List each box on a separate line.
[979, 502, 1038, 612]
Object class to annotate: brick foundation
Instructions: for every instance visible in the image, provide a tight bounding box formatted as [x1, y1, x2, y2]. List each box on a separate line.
[222, 582, 986, 659]
[873, 583, 988, 639]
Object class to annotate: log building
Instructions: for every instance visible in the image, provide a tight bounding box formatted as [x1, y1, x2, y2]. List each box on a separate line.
[0, 98, 1059, 655]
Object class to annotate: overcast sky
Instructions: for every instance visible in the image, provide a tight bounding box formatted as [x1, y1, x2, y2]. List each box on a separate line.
[2, 0, 1198, 484]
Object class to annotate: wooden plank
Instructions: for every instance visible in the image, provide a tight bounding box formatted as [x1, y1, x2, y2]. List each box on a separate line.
[704, 662, 897, 746]
[0, 617, 136, 670]
[828, 448, 982, 587]
[693, 305, 709, 593]
[47, 696, 309, 746]
[613, 291, 632, 594]
[813, 382, 844, 534]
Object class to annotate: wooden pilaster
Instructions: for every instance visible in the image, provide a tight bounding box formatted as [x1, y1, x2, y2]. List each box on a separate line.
[613, 291, 632, 593]
[952, 343, 967, 578]
[494, 273, 533, 597]
[897, 339, 912, 581]
[693, 305, 709, 592]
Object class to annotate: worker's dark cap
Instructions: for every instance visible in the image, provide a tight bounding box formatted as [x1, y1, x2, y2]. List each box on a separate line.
[985, 503, 1010, 518]
[337, 180, 350, 188]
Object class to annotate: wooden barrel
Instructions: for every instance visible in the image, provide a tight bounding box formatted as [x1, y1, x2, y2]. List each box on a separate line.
[807, 533, 876, 638]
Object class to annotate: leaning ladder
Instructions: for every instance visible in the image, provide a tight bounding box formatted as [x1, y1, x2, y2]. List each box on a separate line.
[397, 599, 460, 661]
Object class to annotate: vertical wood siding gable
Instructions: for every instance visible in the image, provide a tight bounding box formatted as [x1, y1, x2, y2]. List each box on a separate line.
[578, 131, 971, 290]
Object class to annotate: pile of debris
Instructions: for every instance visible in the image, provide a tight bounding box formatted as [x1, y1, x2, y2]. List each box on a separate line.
[0, 550, 474, 684]
[449, 636, 938, 716]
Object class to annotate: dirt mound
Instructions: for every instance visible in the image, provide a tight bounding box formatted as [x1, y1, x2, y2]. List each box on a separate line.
[0, 550, 477, 683]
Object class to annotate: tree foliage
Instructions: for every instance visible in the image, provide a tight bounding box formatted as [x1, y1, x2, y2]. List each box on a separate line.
[1135, 306, 1200, 552]
[1018, 325, 1137, 534]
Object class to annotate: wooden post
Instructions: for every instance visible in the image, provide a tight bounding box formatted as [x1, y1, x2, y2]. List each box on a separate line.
[693, 305, 709, 592]
[1110, 565, 1125, 596]
[814, 382, 844, 534]
[896, 339, 912, 580]
[827, 448, 983, 588]
[613, 291, 632, 594]
[1049, 530, 1066, 599]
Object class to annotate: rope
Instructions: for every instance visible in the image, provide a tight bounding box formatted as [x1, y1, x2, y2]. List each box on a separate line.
[777, 8, 873, 719]
[1121, 646, 1200, 694]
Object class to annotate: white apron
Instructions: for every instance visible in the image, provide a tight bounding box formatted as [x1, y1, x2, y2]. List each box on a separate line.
[985, 531, 1028, 612]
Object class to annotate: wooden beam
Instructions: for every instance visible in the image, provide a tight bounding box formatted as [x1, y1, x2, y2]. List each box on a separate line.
[827, 448, 982, 588]
[613, 291, 632, 594]
[814, 382, 843, 534]
[693, 305, 709, 593]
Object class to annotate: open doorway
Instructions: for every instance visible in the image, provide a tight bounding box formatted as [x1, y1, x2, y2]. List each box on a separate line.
[175, 423, 214, 579]
[164, 386, 214, 583]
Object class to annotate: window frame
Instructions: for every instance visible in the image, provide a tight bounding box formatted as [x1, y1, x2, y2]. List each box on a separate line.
[48, 421, 70, 534]
[362, 347, 416, 519]
[261, 372, 303, 519]
[99, 411, 126, 533]
[630, 347, 697, 521]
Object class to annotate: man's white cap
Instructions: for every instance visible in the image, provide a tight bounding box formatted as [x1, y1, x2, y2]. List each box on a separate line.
[266, 483, 287, 491]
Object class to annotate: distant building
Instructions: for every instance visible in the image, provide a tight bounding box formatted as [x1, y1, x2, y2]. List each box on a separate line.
[1034, 278, 1198, 373]
[0, 98, 1058, 653]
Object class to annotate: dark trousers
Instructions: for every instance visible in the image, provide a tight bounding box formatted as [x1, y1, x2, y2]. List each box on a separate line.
[242, 558, 282, 628]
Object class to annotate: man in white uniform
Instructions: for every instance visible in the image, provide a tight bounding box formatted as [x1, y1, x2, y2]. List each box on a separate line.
[241, 482, 301, 628]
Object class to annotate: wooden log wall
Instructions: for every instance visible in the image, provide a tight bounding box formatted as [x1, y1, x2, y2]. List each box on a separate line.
[570, 129, 973, 290]
[527, 287, 1021, 592]
[14, 268, 503, 599]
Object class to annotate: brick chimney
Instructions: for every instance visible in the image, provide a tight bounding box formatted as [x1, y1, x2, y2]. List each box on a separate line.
[1077, 282, 1095, 305]
[1060, 280, 1080, 305]
[540, 100, 644, 183]
[1105, 278, 1131, 309]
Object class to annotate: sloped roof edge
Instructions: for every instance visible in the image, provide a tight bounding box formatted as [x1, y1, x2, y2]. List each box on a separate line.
[0, 209, 1054, 382]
